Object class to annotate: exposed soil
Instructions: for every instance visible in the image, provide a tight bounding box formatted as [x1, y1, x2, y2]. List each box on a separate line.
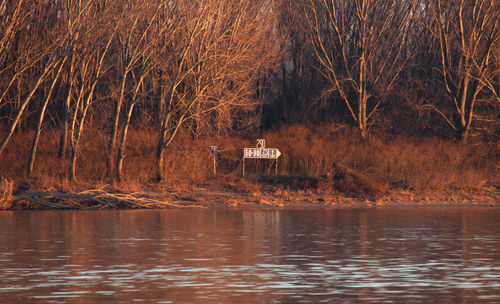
[2, 173, 498, 210]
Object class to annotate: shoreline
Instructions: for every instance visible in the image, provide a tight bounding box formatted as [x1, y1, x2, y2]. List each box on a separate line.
[2, 181, 498, 210]
[2, 127, 498, 211]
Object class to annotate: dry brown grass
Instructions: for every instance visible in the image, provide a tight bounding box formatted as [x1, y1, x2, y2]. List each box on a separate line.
[0, 124, 498, 195]
[0, 178, 14, 209]
[263, 125, 498, 191]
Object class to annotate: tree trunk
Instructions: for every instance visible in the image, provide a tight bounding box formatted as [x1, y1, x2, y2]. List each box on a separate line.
[460, 127, 470, 143]
[58, 53, 75, 159]
[28, 59, 66, 176]
[69, 142, 78, 181]
[156, 109, 172, 181]
[58, 102, 70, 159]
[458, 78, 480, 143]
[157, 71, 166, 123]
[108, 72, 128, 176]
[156, 141, 165, 181]
[0, 62, 53, 157]
[69, 90, 93, 181]
[358, 52, 368, 139]
[116, 72, 147, 181]
[116, 102, 137, 182]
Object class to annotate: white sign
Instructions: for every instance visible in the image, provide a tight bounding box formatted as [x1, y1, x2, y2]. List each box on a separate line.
[209, 146, 219, 154]
[242, 139, 281, 176]
[244, 148, 281, 159]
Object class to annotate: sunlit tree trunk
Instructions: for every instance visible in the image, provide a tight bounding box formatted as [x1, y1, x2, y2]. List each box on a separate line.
[305, 0, 417, 137]
[58, 51, 76, 159]
[0, 55, 60, 156]
[28, 58, 67, 176]
[428, 0, 500, 142]
[68, 12, 117, 181]
[116, 73, 149, 181]
[108, 3, 162, 177]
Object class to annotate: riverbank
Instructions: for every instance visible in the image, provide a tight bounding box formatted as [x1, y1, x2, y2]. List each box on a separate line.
[2, 174, 498, 210]
[1, 125, 498, 210]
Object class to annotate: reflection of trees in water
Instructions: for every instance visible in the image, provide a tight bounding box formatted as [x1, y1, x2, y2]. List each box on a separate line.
[243, 210, 282, 263]
[1, 210, 500, 303]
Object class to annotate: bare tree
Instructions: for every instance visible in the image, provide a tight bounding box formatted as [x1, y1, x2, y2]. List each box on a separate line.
[0, 31, 68, 157]
[26, 0, 101, 175]
[27, 57, 67, 176]
[57, 0, 85, 159]
[0, 0, 26, 66]
[425, 0, 500, 141]
[106, 1, 167, 177]
[114, 1, 171, 181]
[155, 0, 279, 180]
[304, 0, 417, 137]
[66, 2, 119, 181]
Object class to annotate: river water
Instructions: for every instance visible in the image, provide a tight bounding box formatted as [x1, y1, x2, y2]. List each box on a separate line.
[1, 208, 499, 303]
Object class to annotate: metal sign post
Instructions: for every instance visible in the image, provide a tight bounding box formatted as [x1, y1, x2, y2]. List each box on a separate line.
[242, 139, 281, 176]
[210, 146, 218, 175]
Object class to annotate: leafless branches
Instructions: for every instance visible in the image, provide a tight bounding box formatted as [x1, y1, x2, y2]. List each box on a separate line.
[426, 0, 500, 141]
[0, 0, 498, 183]
[304, 0, 418, 137]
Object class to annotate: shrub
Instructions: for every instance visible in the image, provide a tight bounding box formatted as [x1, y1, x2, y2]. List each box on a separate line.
[0, 178, 14, 209]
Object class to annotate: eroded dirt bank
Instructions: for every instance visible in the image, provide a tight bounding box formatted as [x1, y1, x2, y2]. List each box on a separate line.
[2, 175, 498, 210]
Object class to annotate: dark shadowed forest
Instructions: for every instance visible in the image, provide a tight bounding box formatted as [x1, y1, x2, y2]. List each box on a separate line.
[0, 0, 499, 204]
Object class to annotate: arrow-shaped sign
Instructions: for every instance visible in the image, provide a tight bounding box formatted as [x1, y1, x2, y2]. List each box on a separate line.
[244, 148, 281, 159]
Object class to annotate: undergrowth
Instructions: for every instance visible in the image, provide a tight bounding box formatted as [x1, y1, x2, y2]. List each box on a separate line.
[0, 124, 498, 193]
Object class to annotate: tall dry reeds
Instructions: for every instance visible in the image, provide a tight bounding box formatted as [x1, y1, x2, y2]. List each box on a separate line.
[270, 125, 498, 191]
[0, 178, 14, 209]
[0, 124, 498, 193]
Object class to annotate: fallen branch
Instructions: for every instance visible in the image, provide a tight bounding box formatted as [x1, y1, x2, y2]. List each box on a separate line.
[10, 189, 206, 210]
[13, 193, 79, 209]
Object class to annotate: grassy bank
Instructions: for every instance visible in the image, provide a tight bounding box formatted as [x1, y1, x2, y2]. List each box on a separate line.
[0, 124, 498, 208]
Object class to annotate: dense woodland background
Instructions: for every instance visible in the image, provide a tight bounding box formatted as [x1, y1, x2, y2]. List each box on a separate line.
[0, 0, 499, 188]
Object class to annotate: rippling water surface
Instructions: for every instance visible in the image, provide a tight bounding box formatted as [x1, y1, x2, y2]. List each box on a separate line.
[1, 208, 500, 303]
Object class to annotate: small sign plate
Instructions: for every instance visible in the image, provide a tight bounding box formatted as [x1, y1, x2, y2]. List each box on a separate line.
[244, 148, 281, 159]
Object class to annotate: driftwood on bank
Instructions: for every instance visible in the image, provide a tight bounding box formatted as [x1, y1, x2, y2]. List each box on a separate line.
[8, 189, 205, 210]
